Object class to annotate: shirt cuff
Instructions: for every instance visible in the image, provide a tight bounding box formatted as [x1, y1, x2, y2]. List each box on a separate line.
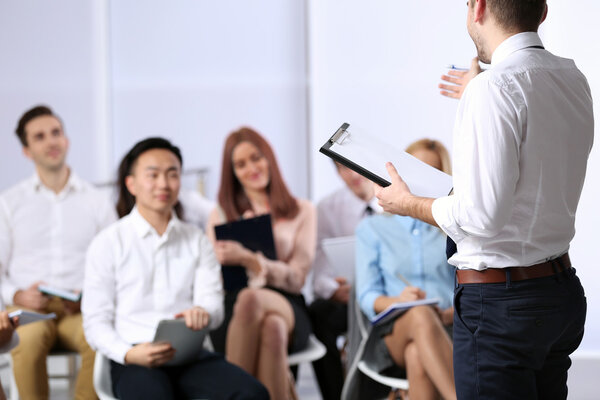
[432, 196, 462, 241]
[109, 341, 134, 365]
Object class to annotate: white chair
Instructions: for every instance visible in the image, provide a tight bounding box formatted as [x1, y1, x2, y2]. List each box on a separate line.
[287, 334, 326, 366]
[93, 353, 117, 400]
[341, 295, 408, 400]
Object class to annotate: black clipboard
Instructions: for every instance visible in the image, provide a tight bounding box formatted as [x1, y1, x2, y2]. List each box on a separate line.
[214, 214, 277, 291]
[319, 123, 454, 197]
[319, 123, 391, 187]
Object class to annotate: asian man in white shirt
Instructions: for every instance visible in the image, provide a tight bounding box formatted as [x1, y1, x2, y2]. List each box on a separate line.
[82, 137, 268, 400]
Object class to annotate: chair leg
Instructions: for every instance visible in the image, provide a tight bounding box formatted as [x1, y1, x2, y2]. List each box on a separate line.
[9, 360, 18, 400]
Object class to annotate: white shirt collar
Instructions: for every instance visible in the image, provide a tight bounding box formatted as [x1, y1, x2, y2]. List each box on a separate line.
[491, 32, 544, 66]
[30, 169, 84, 194]
[129, 206, 181, 239]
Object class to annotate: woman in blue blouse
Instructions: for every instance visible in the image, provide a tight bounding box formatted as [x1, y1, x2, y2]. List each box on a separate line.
[356, 139, 456, 400]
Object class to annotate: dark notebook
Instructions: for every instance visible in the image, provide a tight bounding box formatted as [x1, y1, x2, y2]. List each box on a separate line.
[214, 214, 277, 291]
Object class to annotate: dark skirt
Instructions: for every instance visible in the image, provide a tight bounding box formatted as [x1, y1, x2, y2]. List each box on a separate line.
[210, 287, 312, 355]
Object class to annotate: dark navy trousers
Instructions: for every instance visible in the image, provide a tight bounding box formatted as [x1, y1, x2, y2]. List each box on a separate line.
[453, 267, 586, 399]
[110, 350, 269, 400]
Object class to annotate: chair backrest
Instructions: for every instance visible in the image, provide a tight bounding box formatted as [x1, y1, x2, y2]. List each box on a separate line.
[93, 353, 118, 400]
[287, 334, 326, 366]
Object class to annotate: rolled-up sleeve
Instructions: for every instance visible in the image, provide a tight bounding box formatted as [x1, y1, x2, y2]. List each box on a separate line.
[432, 78, 522, 243]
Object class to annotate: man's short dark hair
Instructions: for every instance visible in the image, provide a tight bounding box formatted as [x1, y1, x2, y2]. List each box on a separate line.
[485, 0, 546, 33]
[116, 137, 184, 218]
[15, 105, 61, 146]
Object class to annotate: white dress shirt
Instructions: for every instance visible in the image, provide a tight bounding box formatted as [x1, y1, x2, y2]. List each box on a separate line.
[312, 186, 380, 300]
[82, 207, 224, 364]
[432, 32, 594, 270]
[0, 172, 116, 306]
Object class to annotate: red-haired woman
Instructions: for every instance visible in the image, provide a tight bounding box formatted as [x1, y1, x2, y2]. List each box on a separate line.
[206, 127, 316, 399]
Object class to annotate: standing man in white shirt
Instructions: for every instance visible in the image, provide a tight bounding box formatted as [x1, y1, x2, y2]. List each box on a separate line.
[82, 137, 268, 400]
[375, 1, 593, 399]
[310, 162, 380, 400]
[0, 105, 116, 399]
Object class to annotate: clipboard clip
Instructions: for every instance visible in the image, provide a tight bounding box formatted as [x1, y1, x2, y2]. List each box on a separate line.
[330, 123, 351, 145]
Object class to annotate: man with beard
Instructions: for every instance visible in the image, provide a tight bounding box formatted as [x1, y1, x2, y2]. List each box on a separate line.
[375, 1, 593, 398]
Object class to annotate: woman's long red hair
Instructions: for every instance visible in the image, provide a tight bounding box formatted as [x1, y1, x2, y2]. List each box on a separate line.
[218, 127, 299, 222]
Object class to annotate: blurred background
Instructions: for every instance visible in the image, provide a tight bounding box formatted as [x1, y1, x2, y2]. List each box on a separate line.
[1, 0, 599, 397]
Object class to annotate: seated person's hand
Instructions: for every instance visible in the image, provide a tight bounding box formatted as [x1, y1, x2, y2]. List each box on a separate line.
[174, 306, 210, 331]
[438, 56, 482, 99]
[124, 342, 175, 368]
[396, 286, 426, 302]
[330, 277, 351, 304]
[62, 298, 81, 315]
[13, 282, 49, 311]
[0, 312, 16, 346]
[215, 240, 250, 265]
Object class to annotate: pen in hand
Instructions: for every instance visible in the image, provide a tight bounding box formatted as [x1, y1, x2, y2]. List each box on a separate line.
[396, 272, 412, 287]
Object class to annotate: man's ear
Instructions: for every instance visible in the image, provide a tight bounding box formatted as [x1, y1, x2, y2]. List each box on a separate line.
[22, 146, 32, 160]
[540, 4, 548, 24]
[125, 175, 136, 197]
[473, 0, 486, 23]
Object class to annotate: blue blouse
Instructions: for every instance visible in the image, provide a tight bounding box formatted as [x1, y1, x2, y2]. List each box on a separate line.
[356, 214, 454, 319]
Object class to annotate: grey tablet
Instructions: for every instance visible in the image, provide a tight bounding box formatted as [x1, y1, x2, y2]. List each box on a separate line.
[152, 319, 208, 366]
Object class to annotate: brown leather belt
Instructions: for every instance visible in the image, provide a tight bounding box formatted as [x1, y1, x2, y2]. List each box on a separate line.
[456, 253, 571, 284]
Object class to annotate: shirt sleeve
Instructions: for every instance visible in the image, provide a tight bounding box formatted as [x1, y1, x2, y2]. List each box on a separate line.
[248, 201, 317, 294]
[194, 233, 224, 330]
[81, 232, 132, 364]
[356, 220, 398, 320]
[432, 77, 523, 243]
[312, 202, 340, 300]
[0, 198, 16, 307]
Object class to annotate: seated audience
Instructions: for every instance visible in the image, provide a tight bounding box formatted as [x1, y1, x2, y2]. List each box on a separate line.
[206, 127, 316, 399]
[356, 139, 456, 400]
[0, 105, 116, 399]
[82, 137, 268, 400]
[310, 162, 381, 400]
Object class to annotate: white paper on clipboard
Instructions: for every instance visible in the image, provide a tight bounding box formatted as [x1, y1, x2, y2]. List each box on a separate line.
[324, 124, 453, 199]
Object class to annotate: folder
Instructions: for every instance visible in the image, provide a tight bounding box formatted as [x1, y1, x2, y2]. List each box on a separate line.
[38, 285, 82, 302]
[153, 319, 208, 366]
[320, 123, 453, 198]
[321, 236, 356, 285]
[214, 214, 277, 291]
[370, 298, 440, 326]
[9, 310, 56, 326]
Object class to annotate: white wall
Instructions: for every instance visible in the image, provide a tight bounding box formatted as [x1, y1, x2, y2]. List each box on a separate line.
[0, 0, 108, 188]
[307, 0, 600, 352]
[109, 0, 308, 199]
